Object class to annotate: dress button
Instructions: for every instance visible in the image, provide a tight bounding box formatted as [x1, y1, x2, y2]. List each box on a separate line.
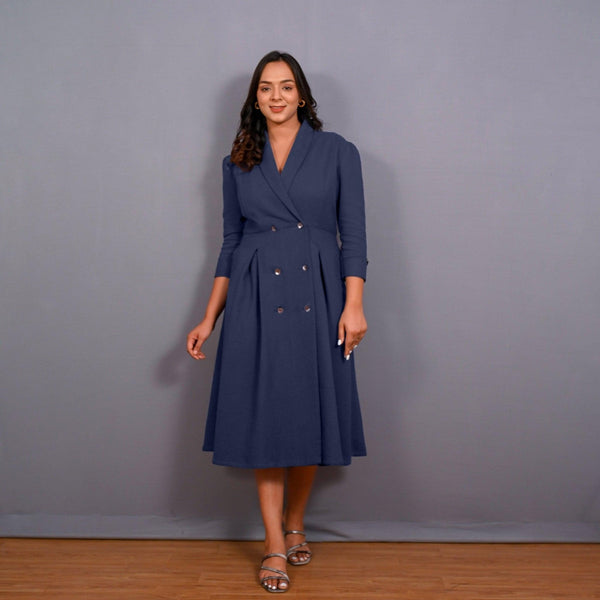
[301, 264, 309, 271]
[277, 306, 284, 314]
[271, 225, 277, 232]
[304, 304, 311, 312]
[274, 267, 282, 275]
[297, 222, 304, 229]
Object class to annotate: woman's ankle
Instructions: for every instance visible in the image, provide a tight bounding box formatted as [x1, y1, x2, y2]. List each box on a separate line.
[283, 514, 304, 529]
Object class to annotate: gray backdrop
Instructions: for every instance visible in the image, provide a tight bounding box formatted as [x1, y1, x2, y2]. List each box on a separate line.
[1, 0, 599, 542]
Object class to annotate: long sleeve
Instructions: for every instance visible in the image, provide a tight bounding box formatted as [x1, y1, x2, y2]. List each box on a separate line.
[337, 140, 368, 281]
[214, 156, 244, 278]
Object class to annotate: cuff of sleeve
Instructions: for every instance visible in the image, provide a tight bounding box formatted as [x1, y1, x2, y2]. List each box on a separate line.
[214, 260, 231, 278]
[341, 257, 368, 281]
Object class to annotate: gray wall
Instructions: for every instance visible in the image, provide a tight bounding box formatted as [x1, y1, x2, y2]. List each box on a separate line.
[1, 0, 599, 542]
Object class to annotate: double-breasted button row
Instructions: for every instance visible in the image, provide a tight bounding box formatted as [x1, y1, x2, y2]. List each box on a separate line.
[272, 222, 308, 314]
[270, 222, 304, 231]
[275, 304, 312, 314]
[273, 265, 309, 275]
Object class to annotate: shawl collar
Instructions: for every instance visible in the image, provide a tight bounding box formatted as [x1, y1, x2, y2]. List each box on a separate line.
[259, 119, 315, 220]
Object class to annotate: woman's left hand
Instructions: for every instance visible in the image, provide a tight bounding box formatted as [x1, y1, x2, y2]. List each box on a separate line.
[337, 305, 367, 360]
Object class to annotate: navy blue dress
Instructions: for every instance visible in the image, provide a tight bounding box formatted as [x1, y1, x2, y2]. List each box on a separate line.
[202, 119, 368, 468]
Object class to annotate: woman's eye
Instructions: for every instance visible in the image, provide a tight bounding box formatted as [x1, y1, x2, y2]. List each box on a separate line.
[260, 87, 270, 92]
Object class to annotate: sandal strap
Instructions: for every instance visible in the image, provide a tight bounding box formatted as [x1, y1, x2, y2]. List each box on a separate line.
[260, 553, 290, 582]
[287, 541, 309, 552]
[260, 565, 290, 580]
[287, 544, 312, 556]
[284, 531, 312, 557]
[262, 552, 288, 561]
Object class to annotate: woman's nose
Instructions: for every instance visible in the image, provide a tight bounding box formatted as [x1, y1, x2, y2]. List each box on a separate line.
[270, 87, 282, 100]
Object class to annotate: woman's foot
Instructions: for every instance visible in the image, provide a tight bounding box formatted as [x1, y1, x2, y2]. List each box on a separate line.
[283, 527, 312, 565]
[259, 548, 289, 592]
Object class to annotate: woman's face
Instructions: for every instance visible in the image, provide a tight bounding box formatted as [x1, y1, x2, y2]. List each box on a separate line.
[256, 61, 302, 128]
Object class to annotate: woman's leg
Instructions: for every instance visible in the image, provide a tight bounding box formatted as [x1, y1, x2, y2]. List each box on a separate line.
[283, 465, 318, 563]
[255, 467, 288, 590]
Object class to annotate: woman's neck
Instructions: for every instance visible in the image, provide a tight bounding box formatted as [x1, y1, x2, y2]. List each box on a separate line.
[266, 118, 301, 145]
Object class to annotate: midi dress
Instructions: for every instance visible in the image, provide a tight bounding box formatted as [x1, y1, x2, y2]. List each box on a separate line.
[202, 118, 368, 468]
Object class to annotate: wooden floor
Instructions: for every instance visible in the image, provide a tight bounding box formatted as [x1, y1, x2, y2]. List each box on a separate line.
[0, 538, 599, 599]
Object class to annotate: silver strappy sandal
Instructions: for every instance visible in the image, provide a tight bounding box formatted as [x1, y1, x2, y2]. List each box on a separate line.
[284, 529, 313, 566]
[259, 552, 290, 593]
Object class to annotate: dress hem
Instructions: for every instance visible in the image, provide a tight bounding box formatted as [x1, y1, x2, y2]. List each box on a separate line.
[202, 450, 367, 469]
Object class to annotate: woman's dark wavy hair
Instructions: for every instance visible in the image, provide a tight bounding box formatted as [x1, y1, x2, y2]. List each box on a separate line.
[230, 51, 322, 171]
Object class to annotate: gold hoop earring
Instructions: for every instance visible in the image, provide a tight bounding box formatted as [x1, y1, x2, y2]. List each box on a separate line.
[254, 102, 260, 109]
[298, 99, 306, 108]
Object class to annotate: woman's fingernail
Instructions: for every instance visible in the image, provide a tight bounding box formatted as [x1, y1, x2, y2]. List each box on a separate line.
[337, 339, 343, 346]
[345, 354, 350, 360]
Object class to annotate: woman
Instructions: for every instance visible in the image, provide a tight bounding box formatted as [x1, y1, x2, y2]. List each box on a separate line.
[187, 50, 368, 593]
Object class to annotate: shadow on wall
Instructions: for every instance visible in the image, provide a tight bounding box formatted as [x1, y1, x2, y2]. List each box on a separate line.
[312, 153, 424, 528]
[155, 74, 259, 534]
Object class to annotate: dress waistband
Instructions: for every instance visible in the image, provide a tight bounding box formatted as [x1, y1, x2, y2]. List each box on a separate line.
[241, 223, 337, 238]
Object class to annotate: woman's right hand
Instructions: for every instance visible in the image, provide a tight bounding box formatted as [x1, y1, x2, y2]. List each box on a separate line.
[186, 319, 215, 360]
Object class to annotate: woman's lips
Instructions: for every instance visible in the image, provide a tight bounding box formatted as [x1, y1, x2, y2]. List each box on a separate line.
[270, 106, 285, 113]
